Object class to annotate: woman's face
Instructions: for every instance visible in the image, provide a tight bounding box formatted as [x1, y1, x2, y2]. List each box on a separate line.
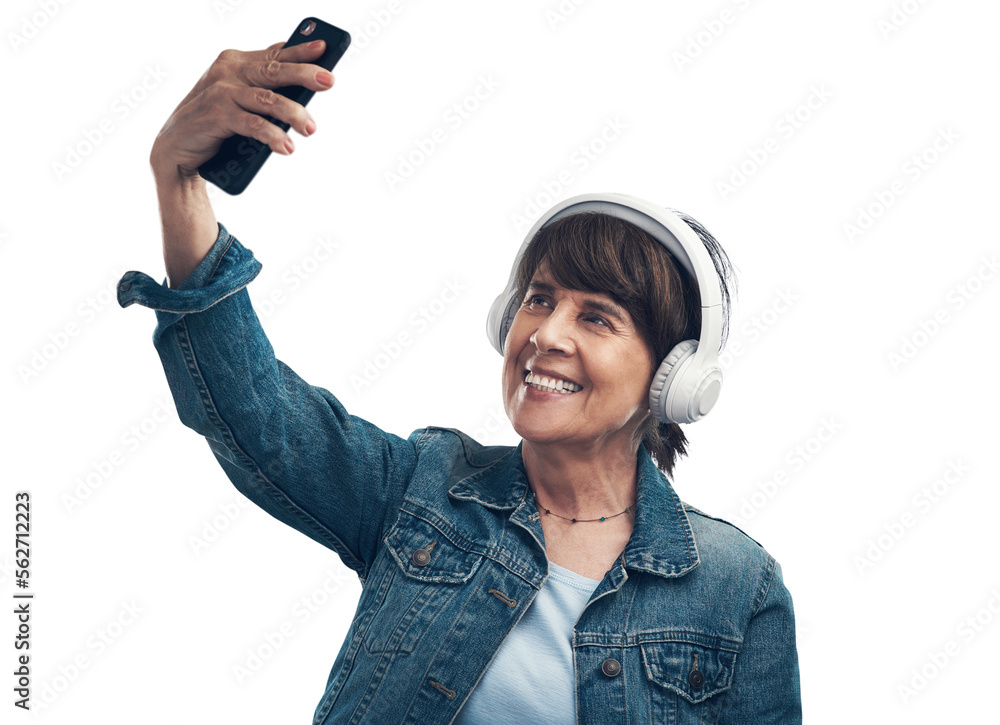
[501, 260, 656, 452]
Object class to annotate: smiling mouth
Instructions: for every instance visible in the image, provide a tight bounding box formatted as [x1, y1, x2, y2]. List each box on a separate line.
[523, 371, 582, 394]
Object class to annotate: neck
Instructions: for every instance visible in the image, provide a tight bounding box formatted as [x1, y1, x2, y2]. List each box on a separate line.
[520, 438, 639, 519]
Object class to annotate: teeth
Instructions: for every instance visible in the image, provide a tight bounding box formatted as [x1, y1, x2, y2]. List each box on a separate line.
[525, 372, 582, 394]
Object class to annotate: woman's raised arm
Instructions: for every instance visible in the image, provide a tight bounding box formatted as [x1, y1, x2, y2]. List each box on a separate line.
[119, 40, 418, 581]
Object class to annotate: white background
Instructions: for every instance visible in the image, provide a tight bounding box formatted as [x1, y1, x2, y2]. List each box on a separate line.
[3, 0, 999, 722]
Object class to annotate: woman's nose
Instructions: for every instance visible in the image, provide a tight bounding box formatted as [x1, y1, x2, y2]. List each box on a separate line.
[529, 306, 576, 354]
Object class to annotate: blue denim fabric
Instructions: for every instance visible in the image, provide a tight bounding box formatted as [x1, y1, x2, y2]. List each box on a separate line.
[118, 223, 802, 724]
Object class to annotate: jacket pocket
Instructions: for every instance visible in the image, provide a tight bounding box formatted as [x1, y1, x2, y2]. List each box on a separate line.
[640, 637, 737, 722]
[384, 511, 483, 584]
[361, 511, 482, 654]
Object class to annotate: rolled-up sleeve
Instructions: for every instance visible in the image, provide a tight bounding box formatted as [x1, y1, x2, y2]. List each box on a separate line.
[117, 222, 262, 339]
[117, 223, 418, 580]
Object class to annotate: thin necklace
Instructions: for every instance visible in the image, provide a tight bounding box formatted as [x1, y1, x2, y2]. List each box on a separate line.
[531, 490, 636, 523]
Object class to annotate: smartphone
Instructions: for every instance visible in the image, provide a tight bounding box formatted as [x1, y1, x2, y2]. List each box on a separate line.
[198, 17, 351, 195]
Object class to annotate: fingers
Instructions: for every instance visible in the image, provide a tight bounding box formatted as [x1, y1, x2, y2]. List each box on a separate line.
[274, 38, 324, 61]
[175, 38, 334, 163]
[211, 40, 335, 95]
[221, 82, 317, 155]
[249, 38, 335, 91]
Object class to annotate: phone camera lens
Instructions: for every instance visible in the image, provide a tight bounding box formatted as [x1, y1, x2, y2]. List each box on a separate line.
[299, 20, 316, 36]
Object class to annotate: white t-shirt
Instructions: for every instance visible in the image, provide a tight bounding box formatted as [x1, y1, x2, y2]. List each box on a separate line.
[453, 561, 602, 724]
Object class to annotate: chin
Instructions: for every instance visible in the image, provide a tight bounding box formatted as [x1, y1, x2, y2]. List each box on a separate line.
[509, 415, 573, 446]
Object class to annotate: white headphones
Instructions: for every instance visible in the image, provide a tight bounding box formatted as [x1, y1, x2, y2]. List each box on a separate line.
[486, 193, 724, 425]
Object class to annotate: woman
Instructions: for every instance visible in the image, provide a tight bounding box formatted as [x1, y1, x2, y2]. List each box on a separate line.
[119, 38, 801, 723]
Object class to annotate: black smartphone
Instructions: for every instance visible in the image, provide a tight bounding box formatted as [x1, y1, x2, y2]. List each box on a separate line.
[198, 17, 351, 195]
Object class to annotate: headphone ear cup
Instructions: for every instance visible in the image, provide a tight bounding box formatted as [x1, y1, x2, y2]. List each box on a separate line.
[486, 289, 517, 355]
[649, 339, 723, 424]
[649, 340, 698, 424]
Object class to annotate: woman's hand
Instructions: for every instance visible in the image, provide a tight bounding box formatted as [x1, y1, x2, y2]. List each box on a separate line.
[152, 39, 336, 288]
[150, 39, 335, 181]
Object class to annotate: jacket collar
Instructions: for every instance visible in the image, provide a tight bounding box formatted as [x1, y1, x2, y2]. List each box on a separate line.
[448, 441, 700, 579]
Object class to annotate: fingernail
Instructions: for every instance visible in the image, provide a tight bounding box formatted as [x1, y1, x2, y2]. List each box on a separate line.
[316, 71, 333, 88]
[305, 118, 316, 136]
[284, 138, 295, 154]
[308, 40, 324, 49]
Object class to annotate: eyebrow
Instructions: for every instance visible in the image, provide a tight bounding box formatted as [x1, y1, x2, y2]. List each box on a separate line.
[525, 280, 628, 323]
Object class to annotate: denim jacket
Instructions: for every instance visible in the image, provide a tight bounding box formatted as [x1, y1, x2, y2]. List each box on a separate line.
[118, 223, 801, 724]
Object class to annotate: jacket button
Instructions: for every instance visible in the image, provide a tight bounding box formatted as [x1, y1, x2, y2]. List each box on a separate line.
[688, 669, 705, 689]
[601, 658, 621, 677]
[411, 548, 431, 566]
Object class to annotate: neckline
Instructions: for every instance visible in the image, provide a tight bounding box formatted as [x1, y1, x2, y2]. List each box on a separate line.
[548, 561, 603, 587]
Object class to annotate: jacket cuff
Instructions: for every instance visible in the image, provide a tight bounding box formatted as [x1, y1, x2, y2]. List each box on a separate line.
[116, 222, 262, 332]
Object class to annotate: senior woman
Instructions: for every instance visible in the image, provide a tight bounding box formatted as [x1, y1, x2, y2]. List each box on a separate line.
[119, 39, 801, 723]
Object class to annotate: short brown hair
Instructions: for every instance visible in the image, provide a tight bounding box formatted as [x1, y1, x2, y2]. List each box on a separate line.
[513, 211, 735, 476]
